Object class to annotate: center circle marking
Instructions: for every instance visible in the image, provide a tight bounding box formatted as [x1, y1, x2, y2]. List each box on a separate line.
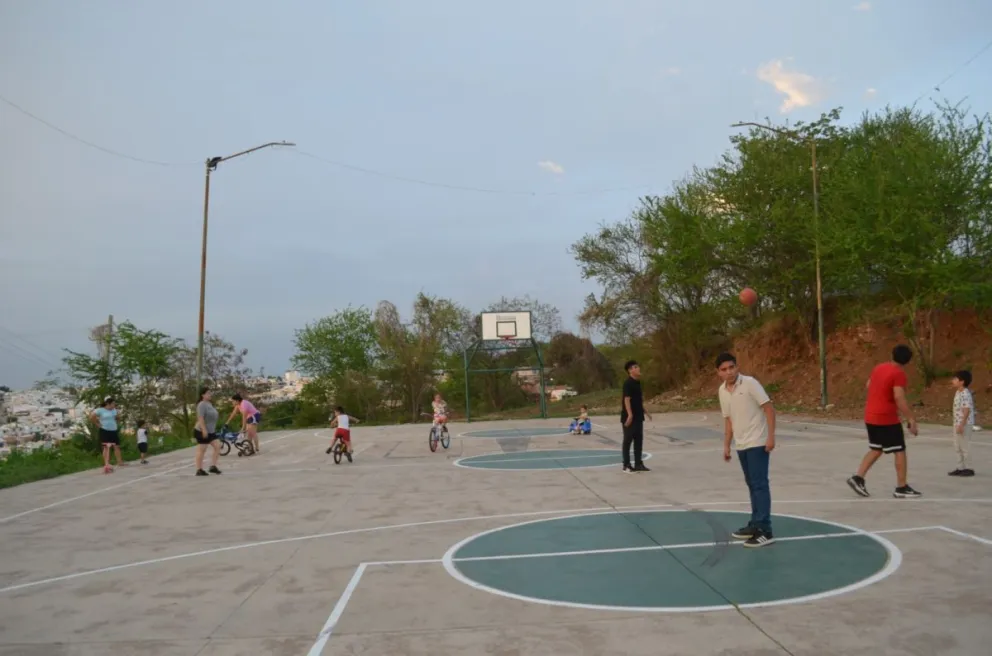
[442, 510, 901, 612]
[454, 449, 653, 471]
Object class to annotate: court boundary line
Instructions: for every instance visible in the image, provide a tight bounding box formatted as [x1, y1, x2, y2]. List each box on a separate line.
[5, 496, 990, 597]
[309, 518, 957, 653]
[452, 449, 654, 471]
[0, 429, 312, 525]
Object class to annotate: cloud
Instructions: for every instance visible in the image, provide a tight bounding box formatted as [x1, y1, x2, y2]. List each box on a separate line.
[865, 87, 878, 98]
[537, 160, 564, 175]
[662, 66, 681, 77]
[853, 2, 871, 10]
[755, 59, 825, 113]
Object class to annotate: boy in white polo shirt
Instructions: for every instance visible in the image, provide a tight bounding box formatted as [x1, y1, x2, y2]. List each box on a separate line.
[716, 352, 777, 548]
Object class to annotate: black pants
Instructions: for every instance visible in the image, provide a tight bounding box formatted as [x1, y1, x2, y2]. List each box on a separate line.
[622, 421, 644, 467]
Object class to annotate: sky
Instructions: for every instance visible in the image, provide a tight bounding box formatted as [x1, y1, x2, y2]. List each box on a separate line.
[1, 0, 991, 390]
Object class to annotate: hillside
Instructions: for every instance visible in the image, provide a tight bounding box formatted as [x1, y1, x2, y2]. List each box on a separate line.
[658, 309, 990, 425]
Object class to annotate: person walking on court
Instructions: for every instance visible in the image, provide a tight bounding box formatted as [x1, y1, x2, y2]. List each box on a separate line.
[716, 352, 777, 548]
[90, 396, 124, 474]
[847, 344, 921, 498]
[621, 360, 651, 473]
[194, 386, 222, 476]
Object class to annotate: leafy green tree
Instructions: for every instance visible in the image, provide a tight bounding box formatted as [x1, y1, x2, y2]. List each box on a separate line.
[375, 294, 471, 421]
[291, 307, 378, 382]
[61, 321, 180, 440]
[546, 332, 615, 394]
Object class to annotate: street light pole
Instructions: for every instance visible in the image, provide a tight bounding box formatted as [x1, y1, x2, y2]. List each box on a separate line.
[195, 141, 295, 392]
[730, 122, 828, 407]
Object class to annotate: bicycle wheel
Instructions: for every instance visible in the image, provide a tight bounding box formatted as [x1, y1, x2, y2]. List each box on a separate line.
[333, 442, 343, 464]
[440, 426, 450, 449]
[429, 427, 439, 452]
[219, 440, 231, 457]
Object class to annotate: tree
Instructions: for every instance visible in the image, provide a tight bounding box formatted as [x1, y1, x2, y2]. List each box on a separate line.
[375, 294, 471, 421]
[61, 321, 180, 439]
[546, 333, 615, 394]
[822, 103, 992, 384]
[167, 332, 256, 432]
[291, 307, 378, 382]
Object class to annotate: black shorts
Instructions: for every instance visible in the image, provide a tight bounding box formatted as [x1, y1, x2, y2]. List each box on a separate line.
[866, 423, 906, 453]
[193, 429, 218, 445]
[137, 442, 148, 454]
[99, 428, 119, 445]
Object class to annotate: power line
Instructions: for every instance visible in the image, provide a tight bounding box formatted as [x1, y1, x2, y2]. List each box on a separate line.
[913, 36, 992, 105]
[0, 93, 200, 167]
[0, 326, 63, 366]
[295, 150, 658, 196]
[2, 91, 660, 196]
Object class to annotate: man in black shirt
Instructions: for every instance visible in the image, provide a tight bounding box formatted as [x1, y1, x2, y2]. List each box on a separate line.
[621, 360, 651, 473]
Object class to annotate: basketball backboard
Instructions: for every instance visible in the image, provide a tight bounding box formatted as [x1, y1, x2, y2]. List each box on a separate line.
[481, 311, 532, 341]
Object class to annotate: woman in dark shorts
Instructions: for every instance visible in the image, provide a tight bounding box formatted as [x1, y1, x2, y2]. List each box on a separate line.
[194, 386, 222, 476]
[90, 396, 124, 474]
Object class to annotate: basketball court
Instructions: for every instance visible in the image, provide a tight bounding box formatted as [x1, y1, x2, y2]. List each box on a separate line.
[0, 410, 990, 655]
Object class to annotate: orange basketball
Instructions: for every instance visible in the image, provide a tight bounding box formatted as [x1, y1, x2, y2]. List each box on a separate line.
[739, 287, 758, 306]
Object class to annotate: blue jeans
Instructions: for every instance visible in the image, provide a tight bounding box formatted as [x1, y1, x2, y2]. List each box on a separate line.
[737, 446, 772, 534]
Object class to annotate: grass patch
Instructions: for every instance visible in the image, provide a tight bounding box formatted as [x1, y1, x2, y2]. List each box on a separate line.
[0, 431, 193, 490]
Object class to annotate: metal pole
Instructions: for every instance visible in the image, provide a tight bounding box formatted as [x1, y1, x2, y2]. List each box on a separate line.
[105, 314, 114, 369]
[195, 161, 212, 392]
[463, 346, 471, 423]
[810, 139, 828, 407]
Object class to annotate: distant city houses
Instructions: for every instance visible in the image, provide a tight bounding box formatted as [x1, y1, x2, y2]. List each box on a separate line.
[0, 387, 81, 459]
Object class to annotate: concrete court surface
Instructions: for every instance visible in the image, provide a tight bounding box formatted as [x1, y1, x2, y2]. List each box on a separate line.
[0, 412, 990, 656]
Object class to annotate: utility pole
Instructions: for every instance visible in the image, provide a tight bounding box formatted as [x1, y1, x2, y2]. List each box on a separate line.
[195, 141, 296, 392]
[105, 314, 114, 370]
[730, 121, 828, 408]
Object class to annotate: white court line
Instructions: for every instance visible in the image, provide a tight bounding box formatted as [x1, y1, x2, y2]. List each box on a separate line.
[453, 450, 654, 469]
[307, 522, 931, 652]
[449, 526, 937, 563]
[0, 429, 310, 525]
[307, 562, 367, 656]
[3, 496, 990, 595]
[0, 462, 191, 524]
[937, 525, 992, 546]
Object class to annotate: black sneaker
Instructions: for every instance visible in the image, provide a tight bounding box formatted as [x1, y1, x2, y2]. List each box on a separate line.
[732, 526, 758, 540]
[847, 475, 870, 497]
[622, 464, 634, 473]
[346, 452, 353, 463]
[634, 463, 650, 472]
[960, 469, 976, 477]
[743, 530, 775, 548]
[893, 485, 922, 498]
[195, 469, 209, 476]
[949, 469, 964, 476]
[209, 466, 222, 474]
[325, 446, 333, 455]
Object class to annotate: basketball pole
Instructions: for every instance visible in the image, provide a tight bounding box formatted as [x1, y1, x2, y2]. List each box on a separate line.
[730, 121, 828, 408]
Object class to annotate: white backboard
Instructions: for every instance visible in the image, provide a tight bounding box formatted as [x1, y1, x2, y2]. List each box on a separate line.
[481, 311, 532, 341]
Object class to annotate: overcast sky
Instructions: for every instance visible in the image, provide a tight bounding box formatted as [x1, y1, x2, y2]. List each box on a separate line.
[2, 0, 991, 389]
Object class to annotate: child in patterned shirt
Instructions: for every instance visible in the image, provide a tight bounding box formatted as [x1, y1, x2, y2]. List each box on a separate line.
[950, 370, 976, 477]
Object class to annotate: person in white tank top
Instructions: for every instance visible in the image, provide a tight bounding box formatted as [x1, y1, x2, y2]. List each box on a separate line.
[326, 406, 359, 462]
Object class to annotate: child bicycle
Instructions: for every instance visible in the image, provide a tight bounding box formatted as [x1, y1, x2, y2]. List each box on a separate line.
[326, 432, 354, 464]
[422, 412, 451, 452]
[217, 424, 254, 457]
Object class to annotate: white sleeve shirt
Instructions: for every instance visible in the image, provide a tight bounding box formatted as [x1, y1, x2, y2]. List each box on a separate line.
[718, 374, 772, 450]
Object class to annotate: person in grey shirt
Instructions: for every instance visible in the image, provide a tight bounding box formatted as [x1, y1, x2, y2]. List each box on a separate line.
[194, 386, 222, 476]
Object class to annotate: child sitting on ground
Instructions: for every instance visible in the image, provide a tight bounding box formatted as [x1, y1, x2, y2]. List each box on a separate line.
[570, 405, 592, 434]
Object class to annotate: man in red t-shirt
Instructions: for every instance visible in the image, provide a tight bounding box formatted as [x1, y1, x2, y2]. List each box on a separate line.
[847, 344, 922, 498]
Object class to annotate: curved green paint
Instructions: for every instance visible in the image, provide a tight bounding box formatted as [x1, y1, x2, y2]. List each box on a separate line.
[451, 511, 892, 608]
[458, 449, 621, 470]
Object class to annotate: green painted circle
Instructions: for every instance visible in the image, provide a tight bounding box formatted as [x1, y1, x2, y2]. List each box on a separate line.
[455, 449, 648, 471]
[443, 511, 900, 612]
[460, 427, 569, 438]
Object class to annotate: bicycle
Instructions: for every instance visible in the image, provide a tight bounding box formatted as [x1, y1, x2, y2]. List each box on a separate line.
[217, 424, 254, 457]
[326, 434, 352, 464]
[422, 412, 451, 452]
